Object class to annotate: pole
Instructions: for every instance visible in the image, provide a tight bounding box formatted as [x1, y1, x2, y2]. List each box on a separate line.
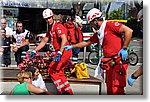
[83, 46, 86, 62]
[46, 0, 49, 31]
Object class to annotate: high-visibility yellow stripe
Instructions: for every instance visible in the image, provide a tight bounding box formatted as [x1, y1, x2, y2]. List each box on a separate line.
[108, 20, 127, 23]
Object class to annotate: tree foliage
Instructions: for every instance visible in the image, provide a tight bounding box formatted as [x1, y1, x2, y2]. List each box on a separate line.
[109, 8, 123, 20]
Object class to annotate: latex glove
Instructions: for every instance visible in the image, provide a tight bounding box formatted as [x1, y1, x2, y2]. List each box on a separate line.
[63, 45, 73, 51]
[118, 48, 128, 61]
[30, 50, 36, 60]
[53, 51, 62, 62]
[127, 76, 136, 87]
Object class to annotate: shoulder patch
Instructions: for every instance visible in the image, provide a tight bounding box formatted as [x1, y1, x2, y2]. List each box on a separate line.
[58, 30, 61, 34]
[114, 22, 120, 26]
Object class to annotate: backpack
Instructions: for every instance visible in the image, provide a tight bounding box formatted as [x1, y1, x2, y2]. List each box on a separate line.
[63, 21, 83, 44]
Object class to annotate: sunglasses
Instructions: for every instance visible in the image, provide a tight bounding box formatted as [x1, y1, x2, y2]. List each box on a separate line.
[45, 17, 51, 20]
[1, 23, 6, 24]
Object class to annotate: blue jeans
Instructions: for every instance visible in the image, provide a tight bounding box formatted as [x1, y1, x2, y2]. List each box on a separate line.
[2, 50, 11, 66]
[72, 48, 80, 64]
[15, 45, 29, 65]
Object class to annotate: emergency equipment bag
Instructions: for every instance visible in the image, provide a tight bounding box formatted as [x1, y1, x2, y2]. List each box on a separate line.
[71, 62, 90, 79]
[100, 57, 113, 70]
[100, 55, 123, 70]
[63, 21, 83, 44]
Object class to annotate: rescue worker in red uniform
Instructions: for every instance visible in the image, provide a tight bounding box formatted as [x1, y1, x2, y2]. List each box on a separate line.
[30, 9, 73, 95]
[64, 8, 133, 95]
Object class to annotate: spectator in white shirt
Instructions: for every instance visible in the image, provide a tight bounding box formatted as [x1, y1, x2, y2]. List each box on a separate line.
[0, 18, 12, 67]
[0, 18, 13, 38]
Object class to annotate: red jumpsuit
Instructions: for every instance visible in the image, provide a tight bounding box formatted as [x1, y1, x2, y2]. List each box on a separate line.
[46, 21, 73, 94]
[90, 21, 128, 95]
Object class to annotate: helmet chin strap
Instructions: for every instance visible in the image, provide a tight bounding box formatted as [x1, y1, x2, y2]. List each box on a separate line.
[92, 23, 99, 31]
[95, 22, 99, 30]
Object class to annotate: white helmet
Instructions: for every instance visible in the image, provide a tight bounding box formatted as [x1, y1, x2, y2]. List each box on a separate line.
[42, 9, 54, 19]
[86, 8, 103, 22]
[137, 9, 143, 22]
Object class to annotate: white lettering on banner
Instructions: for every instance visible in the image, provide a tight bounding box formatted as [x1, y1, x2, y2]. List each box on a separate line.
[0, 1, 30, 7]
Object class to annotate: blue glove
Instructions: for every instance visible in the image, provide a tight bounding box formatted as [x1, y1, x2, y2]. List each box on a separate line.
[127, 76, 136, 87]
[53, 51, 62, 62]
[30, 50, 36, 60]
[63, 45, 73, 51]
[118, 48, 128, 61]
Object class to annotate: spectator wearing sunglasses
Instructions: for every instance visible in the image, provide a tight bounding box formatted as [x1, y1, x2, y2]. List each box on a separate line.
[0, 18, 13, 67]
[0, 18, 13, 38]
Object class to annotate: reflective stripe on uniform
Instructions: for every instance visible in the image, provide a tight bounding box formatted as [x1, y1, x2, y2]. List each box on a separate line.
[54, 79, 61, 84]
[57, 83, 65, 90]
[64, 86, 72, 91]
[21, 56, 26, 58]
[72, 57, 78, 60]
[63, 81, 69, 86]
[22, 51, 26, 54]
[57, 81, 69, 90]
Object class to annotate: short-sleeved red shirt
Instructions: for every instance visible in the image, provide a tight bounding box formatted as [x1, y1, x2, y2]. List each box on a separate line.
[46, 21, 68, 51]
[90, 21, 123, 57]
